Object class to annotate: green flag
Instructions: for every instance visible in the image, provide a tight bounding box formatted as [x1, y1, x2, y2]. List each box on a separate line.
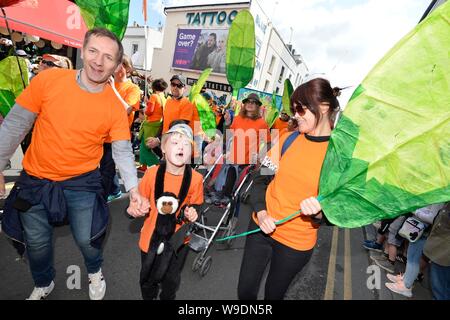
[188, 68, 216, 137]
[226, 9, 255, 97]
[319, 2, 450, 228]
[265, 91, 279, 128]
[282, 79, 294, 116]
[75, 0, 130, 40]
[0, 56, 29, 117]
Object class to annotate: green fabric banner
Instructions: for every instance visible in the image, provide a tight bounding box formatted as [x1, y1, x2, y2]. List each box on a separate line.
[0, 56, 29, 117]
[75, 0, 130, 40]
[226, 9, 255, 97]
[319, 2, 450, 227]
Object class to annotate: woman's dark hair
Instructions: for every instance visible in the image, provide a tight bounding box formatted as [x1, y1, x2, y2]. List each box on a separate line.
[152, 78, 168, 92]
[290, 78, 340, 128]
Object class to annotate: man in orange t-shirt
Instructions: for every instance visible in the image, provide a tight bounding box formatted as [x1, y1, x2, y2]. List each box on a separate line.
[0, 28, 149, 301]
[146, 75, 197, 151]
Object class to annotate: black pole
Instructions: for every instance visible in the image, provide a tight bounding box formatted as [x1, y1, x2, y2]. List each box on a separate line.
[1, 7, 27, 89]
[419, 0, 438, 23]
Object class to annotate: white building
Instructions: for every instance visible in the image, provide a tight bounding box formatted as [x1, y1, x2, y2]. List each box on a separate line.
[151, 1, 308, 105]
[122, 22, 163, 71]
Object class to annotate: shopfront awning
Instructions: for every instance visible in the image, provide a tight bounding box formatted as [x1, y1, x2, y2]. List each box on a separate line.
[0, 0, 88, 48]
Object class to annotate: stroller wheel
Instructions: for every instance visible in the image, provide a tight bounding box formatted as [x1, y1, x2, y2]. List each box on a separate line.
[192, 254, 203, 272]
[199, 256, 212, 277]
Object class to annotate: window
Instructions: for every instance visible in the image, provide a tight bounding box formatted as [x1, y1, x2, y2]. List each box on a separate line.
[264, 80, 270, 92]
[275, 87, 280, 94]
[132, 44, 139, 54]
[256, 38, 262, 56]
[278, 66, 285, 83]
[268, 55, 276, 74]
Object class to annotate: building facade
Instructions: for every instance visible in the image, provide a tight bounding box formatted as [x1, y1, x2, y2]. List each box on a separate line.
[122, 22, 163, 71]
[151, 1, 308, 105]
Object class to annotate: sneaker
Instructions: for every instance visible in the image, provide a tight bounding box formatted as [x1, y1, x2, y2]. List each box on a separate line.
[370, 253, 388, 262]
[219, 196, 231, 206]
[88, 269, 106, 300]
[374, 258, 396, 273]
[27, 281, 55, 300]
[387, 273, 403, 283]
[363, 240, 383, 252]
[385, 280, 412, 298]
[107, 191, 122, 202]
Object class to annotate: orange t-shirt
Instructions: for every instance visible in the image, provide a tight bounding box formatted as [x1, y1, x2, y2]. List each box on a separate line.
[271, 118, 289, 131]
[115, 79, 141, 127]
[138, 165, 204, 253]
[162, 97, 195, 134]
[16, 69, 130, 181]
[145, 93, 164, 123]
[228, 116, 270, 165]
[254, 134, 329, 250]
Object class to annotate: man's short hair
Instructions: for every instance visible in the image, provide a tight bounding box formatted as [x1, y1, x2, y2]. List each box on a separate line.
[83, 27, 124, 63]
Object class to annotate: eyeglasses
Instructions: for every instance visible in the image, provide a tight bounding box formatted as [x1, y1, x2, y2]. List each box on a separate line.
[170, 82, 184, 89]
[292, 102, 308, 115]
[41, 60, 60, 68]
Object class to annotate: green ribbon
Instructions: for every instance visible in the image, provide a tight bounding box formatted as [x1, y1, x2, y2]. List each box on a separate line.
[216, 196, 324, 242]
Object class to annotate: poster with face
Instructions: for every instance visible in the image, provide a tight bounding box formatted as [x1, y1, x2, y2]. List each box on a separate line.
[172, 28, 229, 74]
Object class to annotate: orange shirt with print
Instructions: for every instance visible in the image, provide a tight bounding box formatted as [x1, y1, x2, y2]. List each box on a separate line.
[16, 69, 130, 181]
[115, 79, 141, 127]
[162, 97, 194, 134]
[138, 165, 204, 253]
[228, 115, 270, 165]
[254, 133, 329, 250]
[145, 93, 164, 123]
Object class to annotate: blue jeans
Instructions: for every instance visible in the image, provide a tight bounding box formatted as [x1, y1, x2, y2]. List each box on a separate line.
[20, 190, 103, 287]
[430, 262, 450, 300]
[403, 237, 427, 289]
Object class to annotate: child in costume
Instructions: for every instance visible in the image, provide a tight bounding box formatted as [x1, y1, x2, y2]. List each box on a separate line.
[127, 123, 203, 300]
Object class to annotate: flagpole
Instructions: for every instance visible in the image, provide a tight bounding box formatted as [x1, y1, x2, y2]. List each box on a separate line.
[143, 0, 148, 106]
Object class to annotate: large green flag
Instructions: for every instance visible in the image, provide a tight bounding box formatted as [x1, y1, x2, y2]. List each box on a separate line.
[75, 0, 130, 40]
[226, 9, 255, 97]
[189, 68, 216, 137]
[0, 56, 29, 117]
[319, 2, 450, 228]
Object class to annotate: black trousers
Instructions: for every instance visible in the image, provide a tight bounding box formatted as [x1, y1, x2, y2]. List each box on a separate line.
[140, 244, 189, 300]
[238, 219, 314, 300]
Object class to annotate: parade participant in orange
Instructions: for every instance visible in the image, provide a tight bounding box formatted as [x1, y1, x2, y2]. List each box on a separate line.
[145, 75, 195, 151]
[128, 123, 203, 300]
[238, 78, 340, 300]
[100, 54, 141, 202]
[0, 28, 149, 300]
[139, 78, 168, 170]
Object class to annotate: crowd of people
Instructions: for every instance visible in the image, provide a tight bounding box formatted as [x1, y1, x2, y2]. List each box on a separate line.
[0, 27, 448, 301]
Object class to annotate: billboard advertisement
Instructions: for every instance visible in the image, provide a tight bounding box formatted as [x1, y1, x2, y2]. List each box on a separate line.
[172, 28, 229, 74]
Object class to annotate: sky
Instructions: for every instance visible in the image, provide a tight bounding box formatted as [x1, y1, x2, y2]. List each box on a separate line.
[128, 0, 431, 106]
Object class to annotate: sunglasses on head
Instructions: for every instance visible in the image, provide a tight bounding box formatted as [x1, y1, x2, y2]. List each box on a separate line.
[41, 60, 60, 68]
[171, 82, 184, 89]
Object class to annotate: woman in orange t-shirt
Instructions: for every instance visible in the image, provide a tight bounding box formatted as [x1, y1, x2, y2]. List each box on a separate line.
[208, 93, 269, 206]
[237, 78, 341, 300]
[139, 79, 168, 169]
